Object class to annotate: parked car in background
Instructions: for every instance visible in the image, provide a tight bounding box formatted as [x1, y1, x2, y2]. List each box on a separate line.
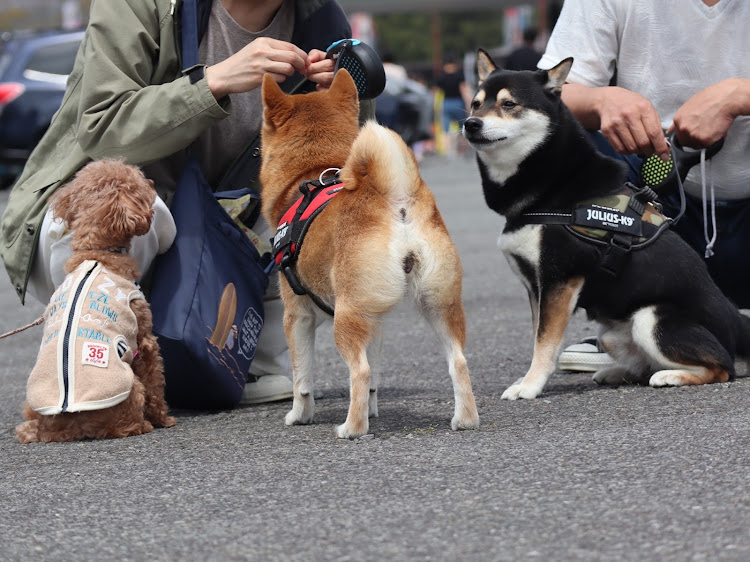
[0, 29, 84, 189]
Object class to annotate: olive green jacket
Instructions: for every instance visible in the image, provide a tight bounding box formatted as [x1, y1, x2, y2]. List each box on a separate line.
[1, 0, 368, 304]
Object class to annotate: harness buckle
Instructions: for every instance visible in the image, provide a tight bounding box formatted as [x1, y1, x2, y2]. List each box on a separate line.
[279, 251, 293, 269]
[599, 232, 633, 277]
[299, 180, 315, 197]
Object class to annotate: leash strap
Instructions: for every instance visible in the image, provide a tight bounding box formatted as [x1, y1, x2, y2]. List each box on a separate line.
[181, 0, 199, 69]
[0, 315, 44, 340]
[180, 0, 206, 86]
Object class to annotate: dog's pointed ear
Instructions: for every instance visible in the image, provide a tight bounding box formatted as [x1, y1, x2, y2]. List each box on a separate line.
[543, 57, 573, 95]
[330, 69, 358, 99]
[329, 68, 359, 114]
[476, 48, 497, 86]
[262, 74, 291, 128]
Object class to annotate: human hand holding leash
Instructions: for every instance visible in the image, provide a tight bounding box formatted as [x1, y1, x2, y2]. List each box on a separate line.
[669, 78, 750, 149]
[305, 49, 336, 90]
[594, 85, 671, 161]
[289, 39, 385, 99]
[205, 37, 308, 99]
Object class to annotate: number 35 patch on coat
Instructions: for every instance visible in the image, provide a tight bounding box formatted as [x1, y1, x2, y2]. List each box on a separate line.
[82, 342, 110, 368]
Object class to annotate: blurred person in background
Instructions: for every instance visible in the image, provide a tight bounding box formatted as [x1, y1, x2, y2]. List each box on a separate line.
[505, 27, 542, 71]
[435, 52, 470, 157]
[376, 50, 433, 161]
[382, 50, 408, 81]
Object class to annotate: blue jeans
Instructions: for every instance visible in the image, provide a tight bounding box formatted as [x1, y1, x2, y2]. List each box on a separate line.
[442, 97, 466, 132]
[588, 131, 750, 308]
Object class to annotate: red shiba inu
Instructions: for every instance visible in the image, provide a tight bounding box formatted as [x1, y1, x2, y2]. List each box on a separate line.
[260, 69, 479, 438]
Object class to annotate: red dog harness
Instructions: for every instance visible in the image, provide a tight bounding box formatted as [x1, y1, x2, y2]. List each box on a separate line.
[271, 174, 344, 315]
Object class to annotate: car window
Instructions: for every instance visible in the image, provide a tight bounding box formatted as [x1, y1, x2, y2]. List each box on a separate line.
[26, 39, 80, 76]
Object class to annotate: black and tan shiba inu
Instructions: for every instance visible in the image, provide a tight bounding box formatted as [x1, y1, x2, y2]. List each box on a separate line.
[463, 49, 750, 400]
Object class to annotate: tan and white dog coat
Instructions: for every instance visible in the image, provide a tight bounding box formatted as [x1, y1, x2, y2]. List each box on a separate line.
[27, 260, 143, 415]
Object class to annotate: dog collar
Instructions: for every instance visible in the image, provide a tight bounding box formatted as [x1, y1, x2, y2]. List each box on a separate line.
[271, 174, 344, 315]
[81, 246, 129, 254]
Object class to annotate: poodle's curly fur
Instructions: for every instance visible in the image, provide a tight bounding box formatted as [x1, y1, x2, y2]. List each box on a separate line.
[15, 159, 176, 443]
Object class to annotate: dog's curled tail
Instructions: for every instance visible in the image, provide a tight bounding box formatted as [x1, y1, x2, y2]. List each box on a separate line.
[339, 120, 421, 200]
[736, 312, 750, 360]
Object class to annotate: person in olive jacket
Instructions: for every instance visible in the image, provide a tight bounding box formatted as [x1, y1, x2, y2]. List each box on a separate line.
[1, 0, 372, 405]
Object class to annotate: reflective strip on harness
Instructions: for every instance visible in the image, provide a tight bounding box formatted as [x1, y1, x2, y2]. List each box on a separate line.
[517, 187, 668, 244]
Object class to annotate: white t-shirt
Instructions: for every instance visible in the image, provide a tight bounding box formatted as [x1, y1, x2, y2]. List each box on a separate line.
[540, 0, 750, 200]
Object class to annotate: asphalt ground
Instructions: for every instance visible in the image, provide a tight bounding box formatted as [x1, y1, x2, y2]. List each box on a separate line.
[1, 153, 749, 561]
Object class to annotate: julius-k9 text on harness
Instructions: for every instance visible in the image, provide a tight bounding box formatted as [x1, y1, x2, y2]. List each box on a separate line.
[271, 172, 344, 315]
[513, 184, 670, 277]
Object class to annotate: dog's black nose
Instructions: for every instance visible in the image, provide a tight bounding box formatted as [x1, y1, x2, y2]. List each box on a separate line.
[463, 117, 482, 134]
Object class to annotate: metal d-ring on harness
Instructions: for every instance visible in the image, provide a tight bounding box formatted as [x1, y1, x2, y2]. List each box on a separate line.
[269, 169, 344, 315]
[517, 183, 672, 276]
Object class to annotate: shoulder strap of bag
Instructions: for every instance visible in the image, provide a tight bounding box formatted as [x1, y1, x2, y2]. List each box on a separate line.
[181, 0, 200, 68]
[181, 0, 260, 192]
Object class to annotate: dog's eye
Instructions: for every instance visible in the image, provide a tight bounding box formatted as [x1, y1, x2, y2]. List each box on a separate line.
[471, 100, 481, 110]
[501, 101, 517, 110]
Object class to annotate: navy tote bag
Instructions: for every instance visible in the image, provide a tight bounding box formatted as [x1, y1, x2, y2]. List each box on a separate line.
[149, 155, 270, 409]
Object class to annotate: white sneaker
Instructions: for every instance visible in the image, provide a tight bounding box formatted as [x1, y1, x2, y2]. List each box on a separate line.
[558, 337, 615, 372]
[240, 374, 293, 405]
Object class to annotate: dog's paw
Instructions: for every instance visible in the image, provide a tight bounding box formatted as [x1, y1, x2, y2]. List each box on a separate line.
[501, 378, 542, 400]
[335, 421, 368, 439]
[649, 370, 687, 387]
[593, 366, 633, 385]
[151, 415, 177, 428]
[14, 420, 40, 443]
[451, 398, 479, 430]
[284, 408, 314, 426]
[284, 395, 314, 426]
[451, 412, 479, 431]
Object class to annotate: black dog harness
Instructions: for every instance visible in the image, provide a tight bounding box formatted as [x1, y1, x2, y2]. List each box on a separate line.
[271, 173, 344, 315]
[513, 184, 671, 276]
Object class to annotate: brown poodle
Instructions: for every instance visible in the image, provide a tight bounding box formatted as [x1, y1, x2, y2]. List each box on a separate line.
[15, 159, 176, 443]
